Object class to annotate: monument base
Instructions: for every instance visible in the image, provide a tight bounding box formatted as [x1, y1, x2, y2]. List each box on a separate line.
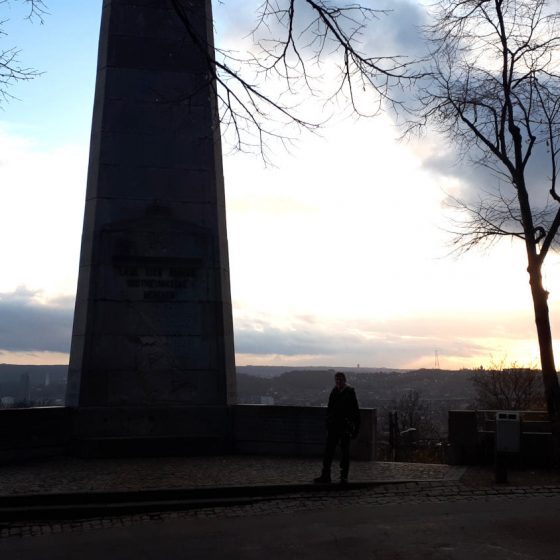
[71, 406, 233, 458]
[73, 435, 231, 458]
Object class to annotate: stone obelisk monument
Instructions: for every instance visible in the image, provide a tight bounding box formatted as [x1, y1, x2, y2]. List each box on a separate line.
[67, 0, 236, 455]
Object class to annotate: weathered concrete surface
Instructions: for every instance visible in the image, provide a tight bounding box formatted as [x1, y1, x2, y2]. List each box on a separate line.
[2, 456, 557, 558]
[66, 0, 235, 451]
[67, 1, 235, 409]
[0, 405, 377, 463]
[233, 406, 376, 460]
[3, 493, 560, 559]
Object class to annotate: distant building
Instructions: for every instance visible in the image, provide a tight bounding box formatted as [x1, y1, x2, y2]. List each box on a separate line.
[1, 397, 15, 408]
[19, 373, 30, 404]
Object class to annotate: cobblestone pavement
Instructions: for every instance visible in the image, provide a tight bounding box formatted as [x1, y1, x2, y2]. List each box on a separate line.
[3, 481, 560, 540]
[0, 456, 463, 496]
[8, 456, 557, 543]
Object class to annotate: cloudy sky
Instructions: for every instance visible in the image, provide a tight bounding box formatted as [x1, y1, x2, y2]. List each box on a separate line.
[1, 0, 559, 370]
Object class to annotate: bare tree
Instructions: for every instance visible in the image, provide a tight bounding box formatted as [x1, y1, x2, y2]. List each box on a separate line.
[0, 0, 47, 104]
[406, 0, 560, 418]
[391, 389, 440, 440]
[171, 0, 419, 162]
[471, 361, 544, 410]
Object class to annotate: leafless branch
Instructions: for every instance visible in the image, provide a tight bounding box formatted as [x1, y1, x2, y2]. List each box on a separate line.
[407, 0, 560, 256]
[471, 360, 543, 410]
[0, 1, 47, 104]
[171, 0, 422, 161]
[444, 190, 526, 254]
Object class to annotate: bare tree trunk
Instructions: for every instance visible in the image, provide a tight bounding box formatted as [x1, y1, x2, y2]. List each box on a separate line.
[528, 266, 560, 419]
[518, 170, 560, 419]
[529, 266, 560, 464]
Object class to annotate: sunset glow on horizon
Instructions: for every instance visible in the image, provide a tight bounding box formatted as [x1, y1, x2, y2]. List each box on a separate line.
[1, 1, 560, 372]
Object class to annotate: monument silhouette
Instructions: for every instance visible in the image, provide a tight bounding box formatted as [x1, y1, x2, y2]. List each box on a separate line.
[67, 0, 236, 454]
[0, 1, 375, 465]
[26, 0, 377, 461]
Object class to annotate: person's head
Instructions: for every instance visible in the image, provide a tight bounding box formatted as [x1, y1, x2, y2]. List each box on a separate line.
[334, 371, 346, 390]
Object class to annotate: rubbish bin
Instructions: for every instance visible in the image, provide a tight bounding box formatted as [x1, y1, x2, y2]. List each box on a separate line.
[495, 411, 521, 453]
[495, 411, 520, 483]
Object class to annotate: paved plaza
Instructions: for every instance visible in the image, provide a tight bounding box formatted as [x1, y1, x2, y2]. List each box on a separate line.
[0, 456, 463, 496]
[0, 456, 560, 560]
[2, 456, 560, 558]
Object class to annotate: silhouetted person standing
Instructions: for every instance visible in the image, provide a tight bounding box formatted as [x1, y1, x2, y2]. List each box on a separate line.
[314, 371, 360, 484]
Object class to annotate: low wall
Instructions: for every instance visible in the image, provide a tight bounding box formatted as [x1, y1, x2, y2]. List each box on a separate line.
[0, 405, 377, 463]
[448, 410, 554, 466]
[233, 405, 376, 461]
[0, 407, 71, 463]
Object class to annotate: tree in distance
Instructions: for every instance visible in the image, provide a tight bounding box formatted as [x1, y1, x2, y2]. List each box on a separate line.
[385, 390, 441, 462]
[471, 361, 544, 411]
[391, 389, 440, 440]
[405, 0, 560, 418]
[0, 0, 46, 104]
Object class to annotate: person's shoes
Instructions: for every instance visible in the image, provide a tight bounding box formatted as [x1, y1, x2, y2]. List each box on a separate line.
[313, 475, 332, 484]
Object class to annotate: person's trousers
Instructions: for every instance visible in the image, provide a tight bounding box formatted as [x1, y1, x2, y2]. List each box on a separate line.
[321, 430, 351, 479]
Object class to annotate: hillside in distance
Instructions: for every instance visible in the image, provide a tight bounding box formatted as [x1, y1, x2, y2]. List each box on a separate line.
[237, 367, 478, 436]
[0, 364, 476, 410]
[236, 365, 410, 378]
[237, 367, 477, 406]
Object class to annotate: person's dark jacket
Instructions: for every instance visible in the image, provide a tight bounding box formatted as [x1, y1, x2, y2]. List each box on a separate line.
[326, 385, 360, 437]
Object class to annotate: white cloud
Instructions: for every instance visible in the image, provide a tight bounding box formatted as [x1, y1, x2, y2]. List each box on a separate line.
[0, 125, 87, 296]
[233, 305, 555, 369]
[0, 286, 73, 354]
[1, 1, 558, 371]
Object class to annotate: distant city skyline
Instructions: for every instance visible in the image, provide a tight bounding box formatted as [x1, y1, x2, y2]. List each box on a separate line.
[1, 1, 559, 370]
